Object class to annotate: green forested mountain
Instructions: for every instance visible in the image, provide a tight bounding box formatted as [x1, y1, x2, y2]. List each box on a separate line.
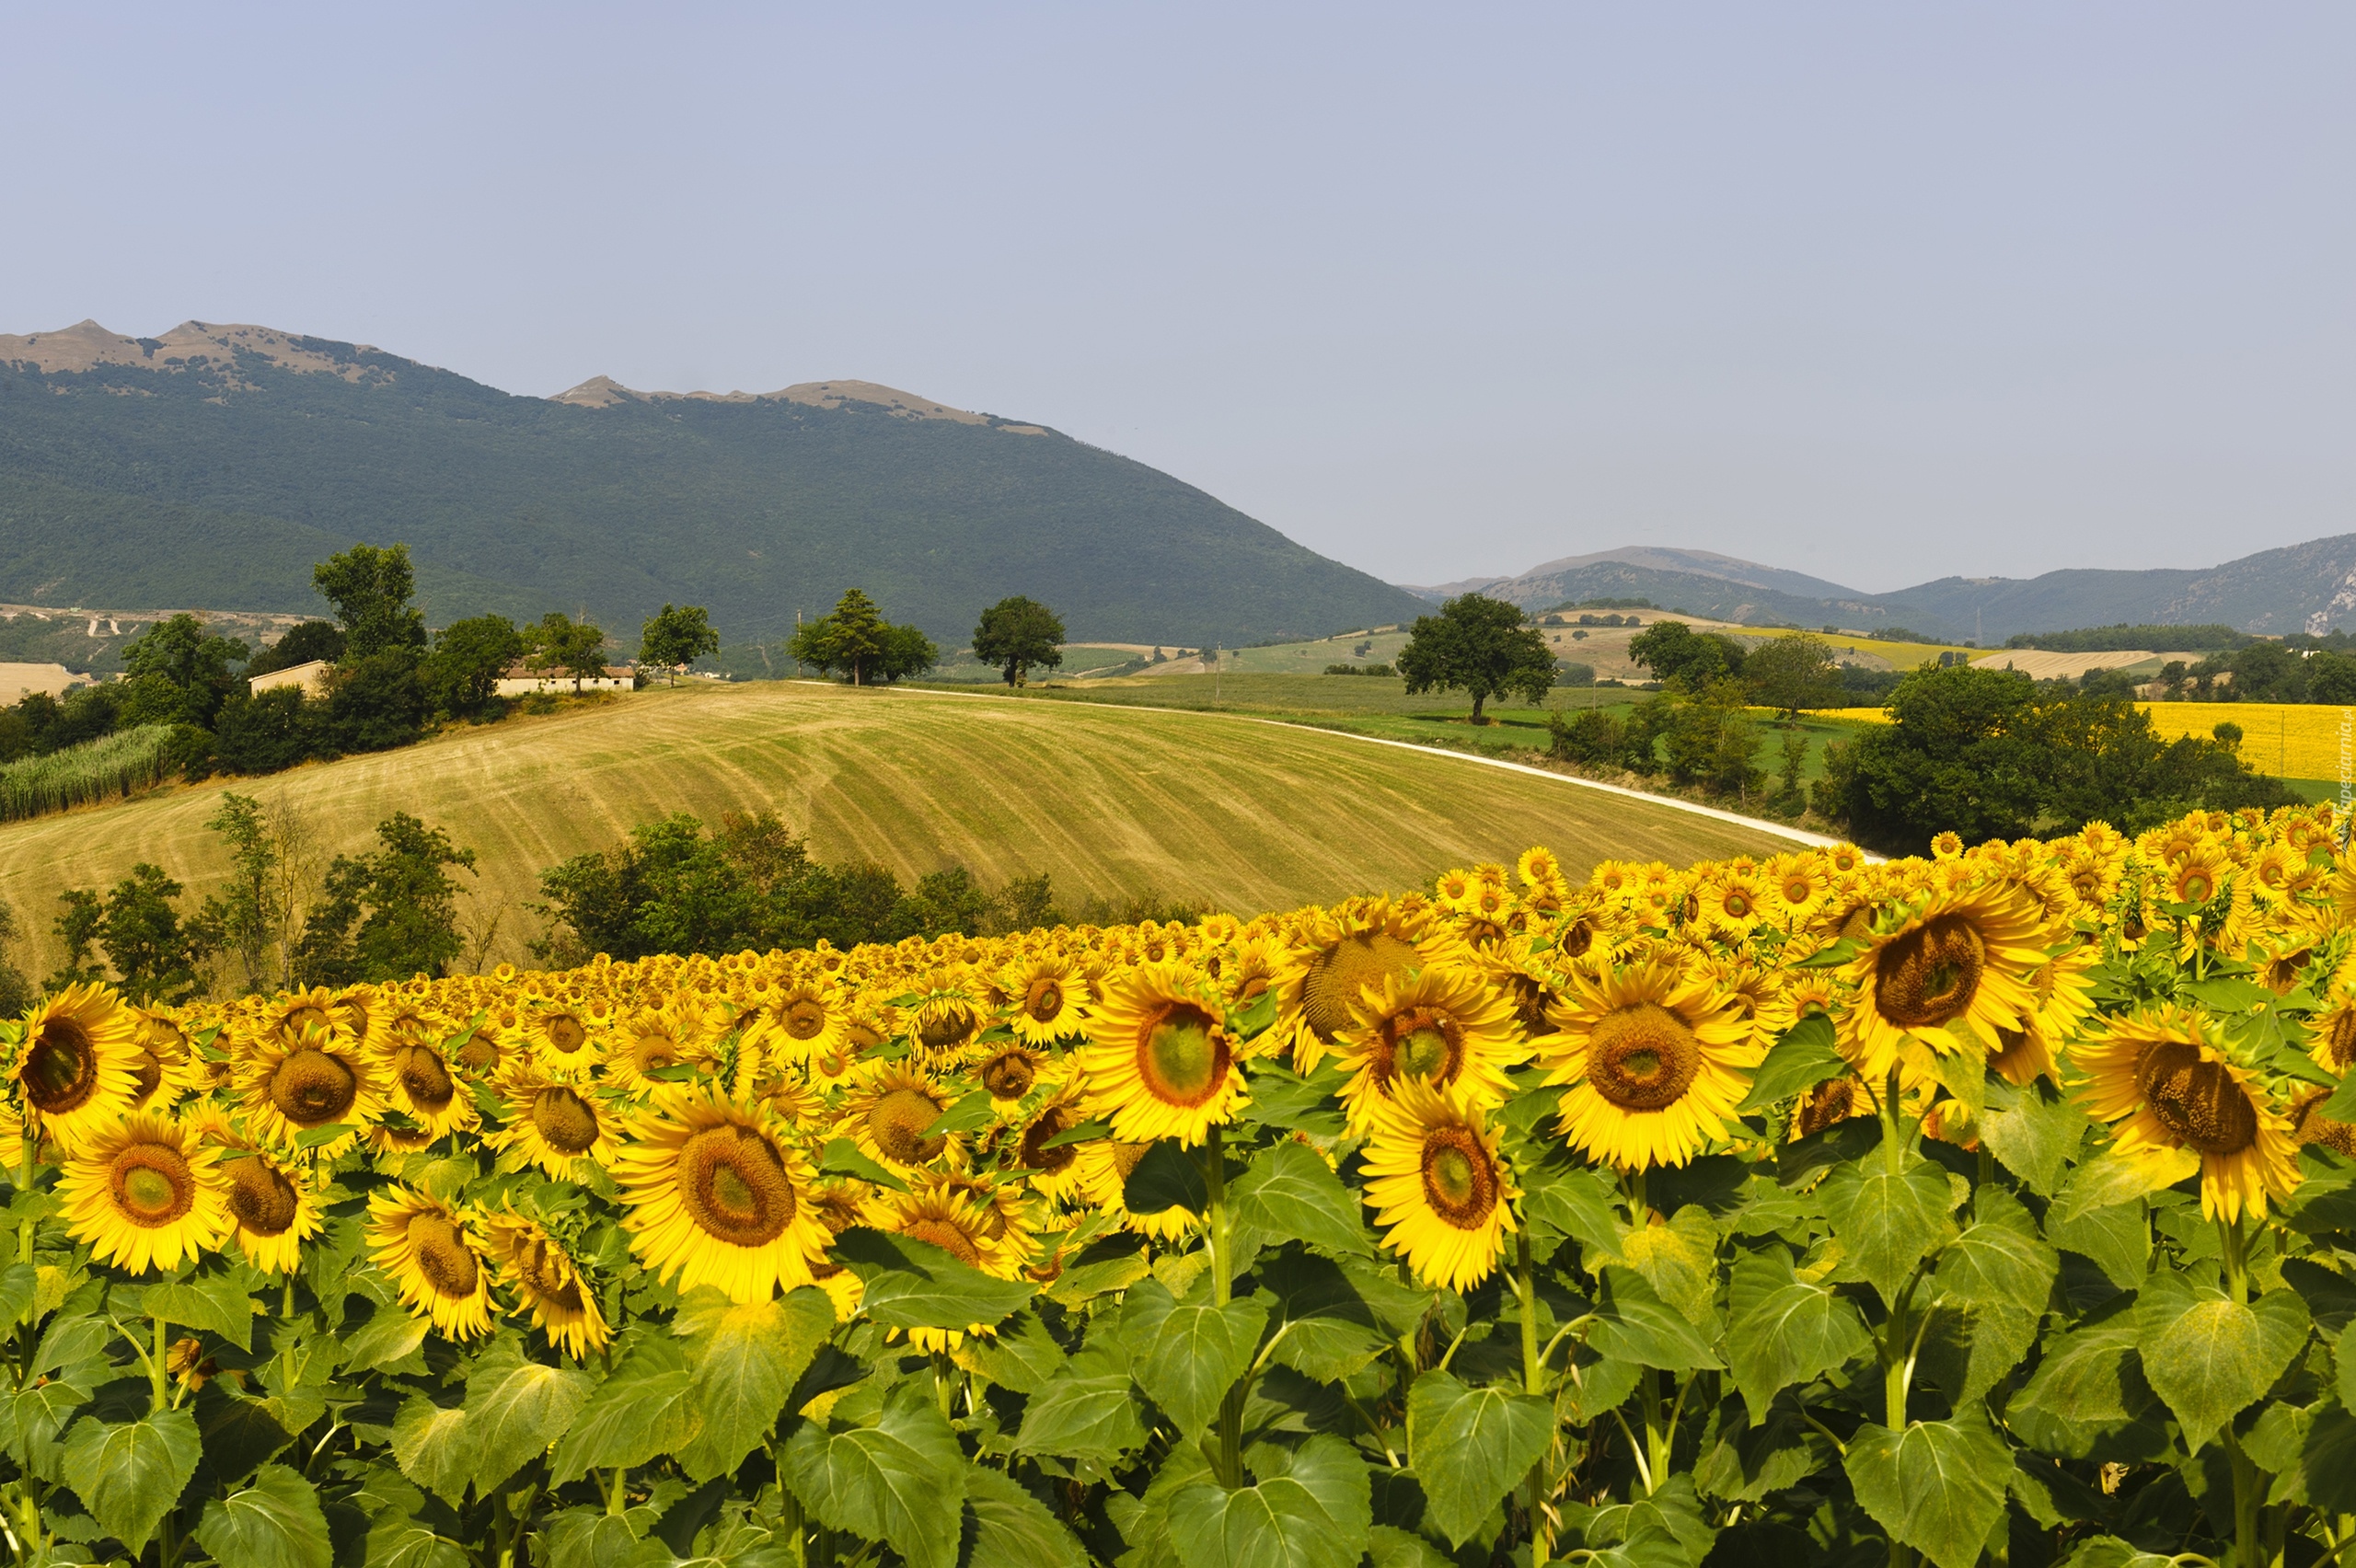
[0, 320, 1424, 646]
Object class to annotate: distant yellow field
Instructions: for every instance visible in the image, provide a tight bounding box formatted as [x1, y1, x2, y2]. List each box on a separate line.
[1810, 700, 2351, 783]
[1788, 631, 1981, 667]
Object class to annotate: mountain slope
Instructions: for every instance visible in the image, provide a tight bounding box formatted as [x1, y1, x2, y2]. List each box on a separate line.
[0, 682, 1789, 974]
[1421, 537, 2356, 640]
[0, 320, 1425, 646]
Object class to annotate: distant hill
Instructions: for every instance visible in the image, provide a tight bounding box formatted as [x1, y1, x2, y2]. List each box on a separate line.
[0, 319, 1426, 648]
[1411, 538, 2356, 641]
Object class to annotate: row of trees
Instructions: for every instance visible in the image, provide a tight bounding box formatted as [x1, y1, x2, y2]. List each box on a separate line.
[785, 589, 1074, 690]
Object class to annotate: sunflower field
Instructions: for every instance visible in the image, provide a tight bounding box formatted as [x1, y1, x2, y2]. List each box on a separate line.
[6, 807, 2356, 1568]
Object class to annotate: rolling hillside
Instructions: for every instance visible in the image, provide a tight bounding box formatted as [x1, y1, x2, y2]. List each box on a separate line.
[0, 683, 1801, 977]
[1417, 538, 2356, 642]
[0, 319, 1425, 648]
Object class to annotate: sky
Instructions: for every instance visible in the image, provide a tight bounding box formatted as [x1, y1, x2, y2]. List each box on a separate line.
[3, 4, 2350, 594]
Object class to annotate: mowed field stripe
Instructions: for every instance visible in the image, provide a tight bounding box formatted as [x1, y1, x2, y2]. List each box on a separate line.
[0, 683, 1798, 972]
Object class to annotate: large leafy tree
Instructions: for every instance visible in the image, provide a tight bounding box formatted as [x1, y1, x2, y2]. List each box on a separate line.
[119, 613, 248, 729]
[294, 812, 478, 984]
[790, 590, 937, 686]
[524, 612, 612, 687]
[639, 604, 722, 684]
[1627, 619, 1747, 691]
[312, 542, 427, 660]
[972, 596, 1066, 687]
[422, 615, 525, 717]
[1742, 632, 1846, 721]
[1396, 593, 1555, 721]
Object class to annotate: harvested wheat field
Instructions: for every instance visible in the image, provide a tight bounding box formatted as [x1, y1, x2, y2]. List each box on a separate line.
[0, 681, 1810, 969]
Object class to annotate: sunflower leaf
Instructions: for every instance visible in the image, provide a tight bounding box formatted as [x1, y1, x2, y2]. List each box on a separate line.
[832, 1228, 1033, 1332]
[548, 1336, 699, 1484]
[963, 1464, 1090, 1568]
[919, 1090, 998, 1140]
[1123, 1141, 1209, 1217]
[1014, 1370, 1149, 1462]
[461, 1332, 595, 1496]
[816, 1138, 909, 1193]
[1040, 1118, 1112, 1151]
[137, 1268, 257, 1352]
[294, 1122, 358, 1149]
[191, 1461, 330, 1568]
[780, 1378, 968, 1568]
[1588, 1266, 1721, 1371]
[1123, 1278, 1270, 1437]
[1976, 1078, 2085, 1196]
[389, 1397, 475, 1505]
[1723, 1248, 1871, 1422]
[1739, 1017, 1848, 1113]
[1934, 1188, 2060, 1317]
[1405, 1368, 1553, 1548]
[1230, 1141, 1372, 1259]
[674, 1286, 835, 1482]
[2134, 1270, 2310, 1453]
[1842, 1411, 2011, 1568]
[60, 1406, 202, 1556]
[1819, 1148, 1958, 1305]
[1166, 1433, 1373, 1568]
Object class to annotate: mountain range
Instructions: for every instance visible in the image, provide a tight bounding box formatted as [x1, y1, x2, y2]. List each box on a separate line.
[0, 320, 1425, 647]
[1403, 541, 2356, 642]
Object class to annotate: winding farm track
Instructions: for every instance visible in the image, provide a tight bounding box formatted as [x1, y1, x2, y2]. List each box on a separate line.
[0, 683, 1815, 970]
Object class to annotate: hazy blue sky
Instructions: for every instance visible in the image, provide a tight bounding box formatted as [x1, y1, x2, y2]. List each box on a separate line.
[4, 4, 2349, 592]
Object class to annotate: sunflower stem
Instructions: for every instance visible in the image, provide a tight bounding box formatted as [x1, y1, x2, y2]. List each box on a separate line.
[1200, 1124, 1245, 1487]
[2218, 1213, 2249, 1305]
[149, 1313, 168, 1416]
[1515, 1230, 1552, 1562]
[13, 1112, 34, 1280]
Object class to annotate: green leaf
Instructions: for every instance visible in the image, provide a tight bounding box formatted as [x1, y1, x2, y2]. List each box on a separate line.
[1819, 1148, 1957, 1304]
[2005, 1301, 2162, 1458]
[362, 1510, 473, 1568]
[139, 1269, 257, 1351]
[816, 1138, 909, 1193]
[1976, 1078, 2085, 1196]
[1167, 1433, 1373, 1568]
[1740, 1016, 1848, 1113]
[1405, 1369, 1553, 1548]
[920, 1089, 999, 1139]
[549, 1337, 700, 1485]
[2045, 1201, 2151, 1292]
[2303, 1401, 2356, 1513]
[1124, 1278, 1270, 1438]
[1260, 1252, 1429, 1383]
[1620, 1205, 1720, 1324]
[963, 1465, 1090, 1568]
[0, 1262, 35, 1327]
[1934, 1189, 2059, 1315]
[1367, 1525, 1455, 1568]
[1125, 1140, 1209, 1216]
[1723, 1248, 1871, 1422]
[538, 1506, 670, 1568]
[1039, 1117, 1111, 1150]
[192, 1462, 330, 1568]
[780, 1379, 968, 1568]
[1694, 1393, 1832, 1503]
[1014, 1372, 1148, 1462]
[463, 1332, 594, 1495]
[1842, 1410, 2011, 1568]
[193, 1381, 297, 1483]
[1576, 1473, 1717, 1567]
[834, 1227, 1033, 1331]
[2053, 1142, 2195, 1224]
[2135, 1272, 2311, 1452]
[1230, 1141, 1372, 1258]
[59, 1407, 202, 1556]
[390, 1398, 475, 1506]
[341, 1297, 432, 1374]
[956, 1309, 1068, 1393]
[1240, 1060, 1348, 1137]
[2058, 1539, 2181, 1568]
[1521, 1163, 1628, 1266]
[1588, 1266, 1721, 1371]
[674, 1286, 834, 1482]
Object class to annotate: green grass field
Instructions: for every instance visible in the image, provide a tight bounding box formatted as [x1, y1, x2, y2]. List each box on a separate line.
[0, 682, 1810, 975]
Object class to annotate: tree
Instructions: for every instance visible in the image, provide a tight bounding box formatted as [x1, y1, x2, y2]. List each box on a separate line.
[323, 650, 427, 752]
[1395, 594, 1556, 721]
[0, 900, 29, 1019]
[1661, 678, 1765, 801]
[422, 615, 525, 717]
[49, 865, 216, 1003]
[246, 619, 347, 680]
[973, 596, 1067, 687]
[1742, 633, 1845, 721]
[1627, 621, 1747, 691]
[790, 590, 938, 686]
[639, 605, 721, 685]
[313, 543, 427, 660]
[212, 686, 322, 775]
[294, 813, 478, 984]
[119, 614, 248, 730]
[524, 613, 611, 690]
[202, 793, 282, 993]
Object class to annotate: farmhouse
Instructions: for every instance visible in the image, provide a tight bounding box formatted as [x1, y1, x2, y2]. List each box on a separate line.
[248, 658, 334, 698]
[494, 663, 639, 697]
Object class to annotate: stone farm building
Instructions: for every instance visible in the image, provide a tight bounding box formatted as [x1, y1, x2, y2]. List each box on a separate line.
[493, 663, 639, 697]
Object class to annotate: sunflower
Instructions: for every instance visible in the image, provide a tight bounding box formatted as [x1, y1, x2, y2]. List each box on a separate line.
[482, 1214, 610, 1359]
[1692, 867, 1769, 940]
[2071, 1009, 2300, 1223]
[751, 981, 848, 1066]
[1275, 898, 1461, 1072]
[1538, 956, 1761, 1170]
[1079, 963, 1247, 1147]
[610, 1087, 831, 1303]
[1359, 1078, 1518, 1293]
[1004, 956, 1085, 1044]
[603, 998, 717, 1090]
[57, 1112, 230, 1274]
[837, 1063, 964, 1174]
[1763, 856, 1829, 928]
[904, 991, 987, 1069]
[1518, 846, 1572, 910]
[254, 986, 343, 1048]
[973, 1042, 1048, 1105]
[368, 1187, 496, 1340]
[12, 984, 142, 1152]
[1837, 881, 2051, 1078]
[875, 1179, 1026, 1351]
[486, 1065, 625, 1179]
[525, 1001, 605, 1078]
[185, 1113, 324, 1275]
[1330, 964, 1524, 1135]
[236, 1020, 384, 1156]
[993, 1090, 1096, 1203]
[127, 1008, 196, 1113]
[381, 1037, 478, 1143]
